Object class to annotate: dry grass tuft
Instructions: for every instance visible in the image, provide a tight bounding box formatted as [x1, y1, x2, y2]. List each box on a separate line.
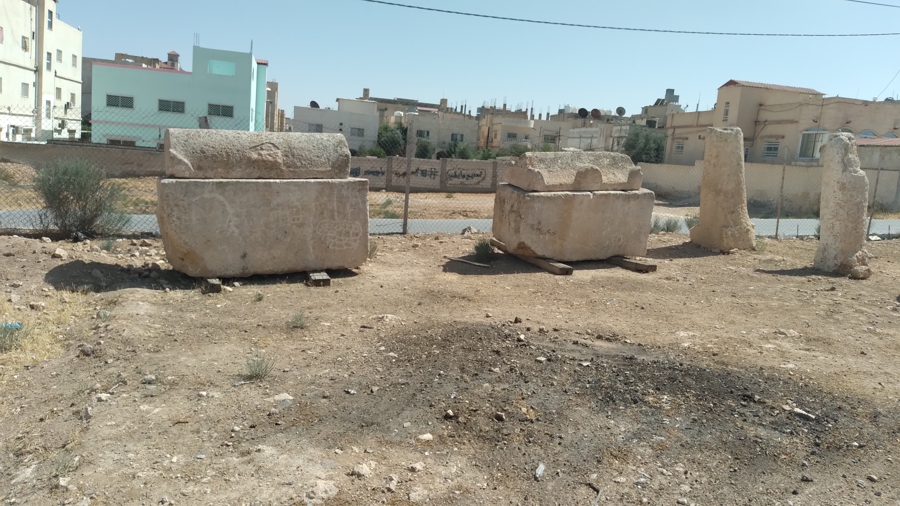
[0, 291, 91, 369]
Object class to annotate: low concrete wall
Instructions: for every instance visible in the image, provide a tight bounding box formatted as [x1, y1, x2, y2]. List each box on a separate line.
[350, 157, 511, 193]
[642, 160, 900, 215]
[0, 141, 165, 178]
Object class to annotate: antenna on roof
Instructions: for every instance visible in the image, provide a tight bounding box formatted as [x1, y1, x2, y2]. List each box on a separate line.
[193, 33, 200, 46]
[250, 40, 253, 53]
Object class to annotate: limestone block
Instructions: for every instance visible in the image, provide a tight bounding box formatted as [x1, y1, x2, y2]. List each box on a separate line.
[165, 129, 351, 179]
[492, 183, 654, 261]
[156, 178, 368, 277]
[689, 127, 755, 251]
[814, 133, 870, 276]
[504, 151, 642, 192]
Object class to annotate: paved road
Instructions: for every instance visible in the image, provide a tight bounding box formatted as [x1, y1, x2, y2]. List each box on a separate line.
[3, 209, 899, 238]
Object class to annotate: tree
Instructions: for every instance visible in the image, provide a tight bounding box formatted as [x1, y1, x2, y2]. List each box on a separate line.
[415, 139, 435, 159]
[447, 141, 474, 159]
[368, 146, 386, 158]
[377, 124, 406, 156]
[622, 127, 665, 163]
[496, 143, 529, 158]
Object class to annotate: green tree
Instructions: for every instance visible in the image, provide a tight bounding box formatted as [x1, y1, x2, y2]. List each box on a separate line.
[368, 146, 386, 158]
[447, 141, 474, 159]
[35, 159, 127, 236]
[415, 139, 435, 159]
[622, 127, 665, 163]
[377, 124, 406, 156]
[496, 143, 530, 158]
[477, 148, 496, 160]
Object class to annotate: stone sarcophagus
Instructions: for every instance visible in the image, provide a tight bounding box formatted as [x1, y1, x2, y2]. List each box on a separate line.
[157, 129, 368, 277]
[492, 151, 654, 261]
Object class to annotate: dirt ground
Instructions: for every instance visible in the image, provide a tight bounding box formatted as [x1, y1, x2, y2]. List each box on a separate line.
[1, 233, 899, 505]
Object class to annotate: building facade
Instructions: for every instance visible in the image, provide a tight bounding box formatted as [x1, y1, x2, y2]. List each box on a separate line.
[0, 0, 82, 141]
[291, 98, 379, 151]
[663, 79, 900, 166]
[82, 51, 181, 118]
[264, 81, 286, 132]
[90, 45, 267, 147]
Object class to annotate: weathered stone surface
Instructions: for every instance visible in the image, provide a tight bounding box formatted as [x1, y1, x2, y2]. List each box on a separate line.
[689, 127, 755, 251]
[157, 178, 368, 277]
[814, 133, 870, 275]
[165, 129, 351, 179]
[492, 184, 654, 261]
[504, 151, 642, 192]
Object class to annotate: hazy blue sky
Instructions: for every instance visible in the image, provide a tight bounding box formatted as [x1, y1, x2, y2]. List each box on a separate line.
[63, 0, 900, 116]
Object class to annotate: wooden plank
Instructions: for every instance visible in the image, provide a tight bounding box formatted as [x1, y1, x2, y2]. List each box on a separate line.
[307, 271, 331, 287]
[607, 256, 657, 273]
[490, 238, 573, 276]
[444, 256, 491, 268]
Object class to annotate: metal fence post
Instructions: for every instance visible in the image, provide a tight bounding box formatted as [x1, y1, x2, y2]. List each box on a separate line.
[867, 166, 882, 237]
[402, 120, 414, 235]
[775, 148, 788, 240]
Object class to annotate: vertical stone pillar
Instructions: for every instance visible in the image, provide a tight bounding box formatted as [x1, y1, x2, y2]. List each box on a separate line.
[689, 127, 755, 251]
[813, 133, 871, 279]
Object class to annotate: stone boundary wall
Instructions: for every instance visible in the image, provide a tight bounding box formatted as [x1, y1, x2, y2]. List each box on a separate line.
[349, 157, 513, 193]
[642, 161, 900, 215]
[1, 141, 165, 178]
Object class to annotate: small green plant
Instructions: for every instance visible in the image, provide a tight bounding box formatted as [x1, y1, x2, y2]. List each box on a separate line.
[445, 193, 455, 199]
[381, 210, 400, 219]
[35, 158, 128, 236]
[368, 242, 378, 259]
[473, 238, 494, 263]
[650, 217, 682, 234]
[0, 323, 26, 353]
[288, 311, 307, 330]
[245, 345, 275, 381]
[100, 239, 116, 252]
[380, 199, 394, 209]
[253, 292, 264, 302]
[52, 451, 78, 477]
[683, 214, 699, 230]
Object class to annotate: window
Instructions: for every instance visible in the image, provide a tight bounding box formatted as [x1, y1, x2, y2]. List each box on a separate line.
[451, 133, 464, 143]
[47, 10, 53, 30]
[106, 94, 134, 108]
[70, 93, 75, 106]
[722, 101, 730, 122]
[20, 82, 28, 98]
[308, 123, 323, 133]
[416, 129, 430, 139]
[543, 134, 557, 144]
[763, 141, 780, 158]
[44, 100, 51, 119]
[674, 140, 685, 155]
[21, 36, 28, 52]
[56, 49, 62, 62]
[46, 52, 51, 71]
[207, 103, 234, 117]
[885, 133, 899, 139]
[506, 132, 517, 141]
[207, 60, 236, 76]
[72, 54, 77, 67]
[158, 99, 186, 113]
[107, 139, 136, 147]
[55, 87, 61, 100]
[859, 130, 877, 138]
[799, 128, 827, 158]
[350, 127, 364, 137]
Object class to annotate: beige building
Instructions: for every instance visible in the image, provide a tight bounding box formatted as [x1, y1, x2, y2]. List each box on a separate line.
[264, 81, 286, 132]
[291, 97, 379, 151]
[665, 79, 900, 166]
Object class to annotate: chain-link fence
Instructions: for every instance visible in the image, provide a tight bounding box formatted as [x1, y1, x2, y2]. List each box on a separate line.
[2, 104, 898, 239]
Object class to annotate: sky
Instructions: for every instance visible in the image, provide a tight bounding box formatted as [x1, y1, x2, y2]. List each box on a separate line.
[63, 0, 900, 117]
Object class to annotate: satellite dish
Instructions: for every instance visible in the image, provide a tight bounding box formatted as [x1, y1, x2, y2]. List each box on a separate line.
[310, 101, 320, 109]
[616, 106, 626, 117]
[578, 108, 589, 118]
[590, 108, 601, 119]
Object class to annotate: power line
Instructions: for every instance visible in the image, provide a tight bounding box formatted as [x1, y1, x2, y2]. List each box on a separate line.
[844, 0, 900, 8]
[876, 66, 900, 100]
[361, 0, 900, 37]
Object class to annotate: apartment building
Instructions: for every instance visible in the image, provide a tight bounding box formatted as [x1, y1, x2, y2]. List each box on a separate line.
[292, 98, 379, 151]
[0, 0, 82, 141]
[90, 45, 268, 147]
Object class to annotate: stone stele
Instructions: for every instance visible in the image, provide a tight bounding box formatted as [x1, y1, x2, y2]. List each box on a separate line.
[165, 129, 351, 179]
[157, 178, 369, 277]
[492, 184, 655, 261]
[689, 127, 755, 251]
[813, 133, 870, 277]
[504, 151, 643, 192]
